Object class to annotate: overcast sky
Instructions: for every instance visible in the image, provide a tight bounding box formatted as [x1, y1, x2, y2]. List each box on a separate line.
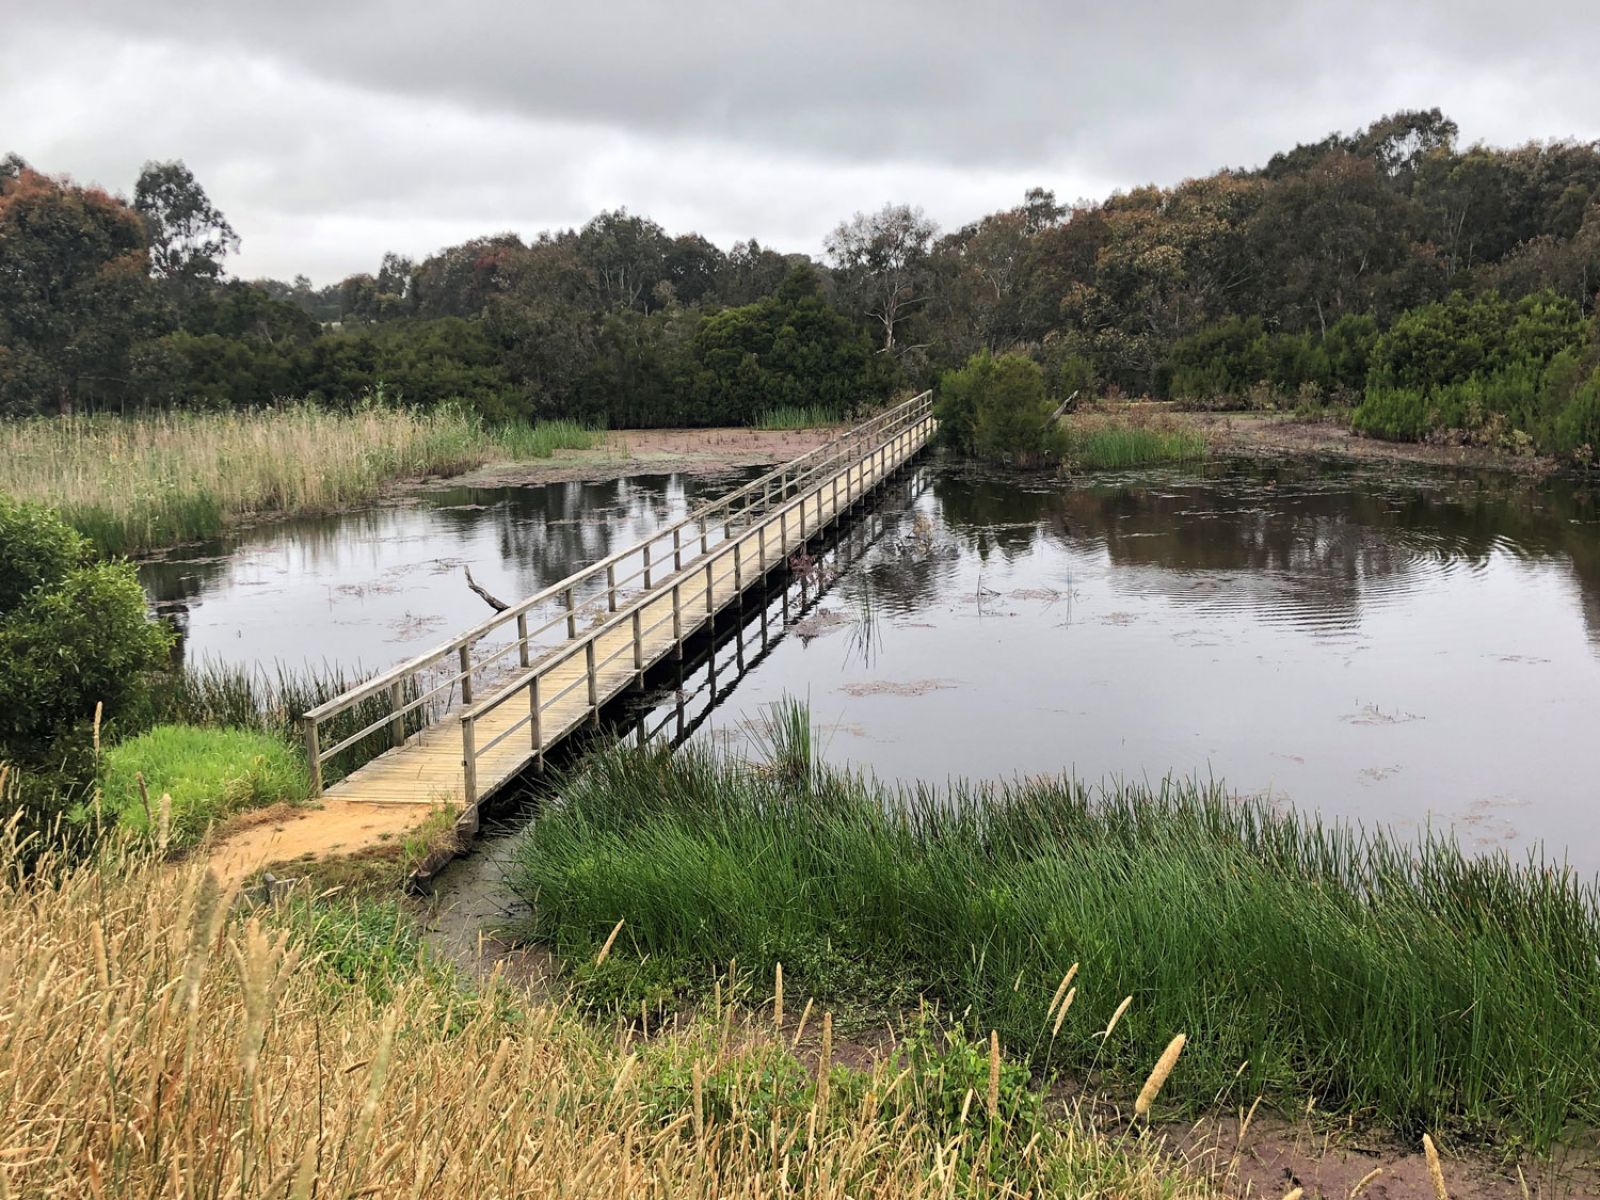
[6, 1, 1599, 284]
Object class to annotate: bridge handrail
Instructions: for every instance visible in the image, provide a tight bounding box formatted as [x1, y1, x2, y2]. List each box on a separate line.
[302, 391, 929, 725]
[455, 410, 929, 729]
[450, 408, 935, 801]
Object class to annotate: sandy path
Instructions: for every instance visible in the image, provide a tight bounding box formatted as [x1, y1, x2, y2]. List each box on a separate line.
[207, 800, 441, 889]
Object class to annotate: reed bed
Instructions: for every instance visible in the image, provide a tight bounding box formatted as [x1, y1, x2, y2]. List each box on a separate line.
[0, 826, 1226, 1198]
[756, 404, 845, 430]
[1063, 412, 1210, 469]
[508, 717, 1600, 1150]
[0, 404, 601, 555]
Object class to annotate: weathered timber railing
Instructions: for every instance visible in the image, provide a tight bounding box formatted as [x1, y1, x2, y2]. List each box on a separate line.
[300, 391, 934, 797]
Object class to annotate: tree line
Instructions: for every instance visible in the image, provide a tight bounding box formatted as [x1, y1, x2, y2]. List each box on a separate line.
[4, 107, 1600, 452]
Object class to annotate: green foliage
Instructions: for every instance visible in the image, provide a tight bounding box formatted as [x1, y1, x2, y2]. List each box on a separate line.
[687, 268, 887, 426]
[0, 501, 170, 762]
[936, 351, 1064, 466]
[509, 729, 1600, 1148]
[753, 404, 842, 430]
[98, 724, 308, 847]
[1353, 290, 1596, 452]
[1553, 367, 1600, 460]
[1063, 420, 1210, 469]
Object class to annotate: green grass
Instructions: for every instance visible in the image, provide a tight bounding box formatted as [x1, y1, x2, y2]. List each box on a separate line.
[486, 418, 603, 459]
[0, 403, 603, 555]
[1064, 420, 1210, 469]
[754, 404, 843, 430]
[159, 660, 426, 785]
[507, 721, 1600, 1150]
[99, 723, 309, 848]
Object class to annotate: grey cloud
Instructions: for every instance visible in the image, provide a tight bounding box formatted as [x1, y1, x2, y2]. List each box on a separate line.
[5, 1, 1598, 280]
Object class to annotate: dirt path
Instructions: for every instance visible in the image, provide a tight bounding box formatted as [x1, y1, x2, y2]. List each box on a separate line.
[206, 800, 443, 889]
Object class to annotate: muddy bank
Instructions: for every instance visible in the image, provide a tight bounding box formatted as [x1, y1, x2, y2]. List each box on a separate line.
[1177, 408, 1562, 476]
[437, 426, 842, 490]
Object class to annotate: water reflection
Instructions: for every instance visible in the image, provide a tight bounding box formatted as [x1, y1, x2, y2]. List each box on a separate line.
[140, 469, 762, 673]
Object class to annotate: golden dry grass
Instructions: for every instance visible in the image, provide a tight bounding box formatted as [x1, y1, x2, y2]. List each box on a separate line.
[0, 826, 1235, 1199]
[0, 404, 596, 554]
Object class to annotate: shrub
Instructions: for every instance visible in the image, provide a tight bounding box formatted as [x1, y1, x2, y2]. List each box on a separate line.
[1554, 367, 1600, 461]
[937, 351, 1065, 466]
[98, 723, 308, 847]
[1351, 386, 1432, 441]
[0, 500, 171, 763]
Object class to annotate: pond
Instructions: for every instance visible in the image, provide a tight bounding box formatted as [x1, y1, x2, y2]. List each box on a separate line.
[141, 454, 1600, 872]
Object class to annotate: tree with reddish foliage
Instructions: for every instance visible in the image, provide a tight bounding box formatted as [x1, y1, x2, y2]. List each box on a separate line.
[0, 165, 171, 414]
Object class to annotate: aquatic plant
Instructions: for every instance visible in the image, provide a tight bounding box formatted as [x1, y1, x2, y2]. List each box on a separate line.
[1062, 415, 1210, 469]
[755, 403, 844, 430]
[507, 720, 1600, 1148]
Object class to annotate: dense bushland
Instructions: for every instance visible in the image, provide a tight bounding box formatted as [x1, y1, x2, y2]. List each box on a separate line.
[509, 723, 1600, 1149]
[6, 109, 1600, 440]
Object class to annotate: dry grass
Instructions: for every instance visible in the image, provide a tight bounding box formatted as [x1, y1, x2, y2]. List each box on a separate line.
[0, 827, 1236, 1199]
[0, 404, 598, 554]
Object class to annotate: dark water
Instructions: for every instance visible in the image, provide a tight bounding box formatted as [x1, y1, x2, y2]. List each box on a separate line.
[142, 456, 1600, 870]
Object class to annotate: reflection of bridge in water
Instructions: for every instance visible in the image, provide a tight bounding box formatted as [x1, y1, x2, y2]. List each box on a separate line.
[299, 394, 935, 832]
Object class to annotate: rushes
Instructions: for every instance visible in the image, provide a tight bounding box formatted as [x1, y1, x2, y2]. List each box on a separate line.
[508, 730, 1600, 1149]
[1062, 412, 1210, 470]
[755, 404, 844, 431]
[0, 403, 601, 555]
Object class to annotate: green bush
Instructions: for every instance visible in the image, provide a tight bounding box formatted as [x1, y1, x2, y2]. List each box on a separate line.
[937, 351, 1065, 466]
[0, 499, 170, 763]
[99, 723, 308, 848]
[1351, 386, 1432, 440]
[1554, 367, 1600, 460]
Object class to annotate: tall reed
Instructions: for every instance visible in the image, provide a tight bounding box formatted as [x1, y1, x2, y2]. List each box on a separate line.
[0, 403, 601, 555]
[507, 730, 1600, 1149]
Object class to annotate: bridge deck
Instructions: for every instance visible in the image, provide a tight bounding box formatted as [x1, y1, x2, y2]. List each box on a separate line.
[307, 402, 934, 819]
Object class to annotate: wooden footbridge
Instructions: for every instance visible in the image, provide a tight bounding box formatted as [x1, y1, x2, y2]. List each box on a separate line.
[300, 392, 935, 828]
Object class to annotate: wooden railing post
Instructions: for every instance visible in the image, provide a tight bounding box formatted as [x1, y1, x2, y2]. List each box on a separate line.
[303, 717, 323, 798]
[607, 563, 617, 611]
[674, 527, 682, 570]
[672, 581, 683, 657]
[705, 561, 715, 616]
[632, 609, 644, 686]
[530, 675, 543, 769]
[564, 588, 577, 639]
[461, 714, 478, 806]
[458, 643, 474, 704]
[585, 639, 599, 724]
[644, 544, 653, 589]
[517, 613, 530, 668]
[388, 682, 405, 748]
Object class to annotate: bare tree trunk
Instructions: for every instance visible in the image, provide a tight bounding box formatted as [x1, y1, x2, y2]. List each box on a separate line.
[463, 566, 509, 613]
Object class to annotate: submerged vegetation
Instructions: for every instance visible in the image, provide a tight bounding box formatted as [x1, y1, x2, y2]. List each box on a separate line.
[509, 710, 1600, 1150]
[0, 403, 600, 555]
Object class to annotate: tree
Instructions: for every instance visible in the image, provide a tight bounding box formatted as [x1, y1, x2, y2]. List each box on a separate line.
[132, 161, 239, 294]
[576, 209, 671, 312]
[936, 351, 1062, 465]
[825, 203, 937, 356]
[0, 168, 169, 414]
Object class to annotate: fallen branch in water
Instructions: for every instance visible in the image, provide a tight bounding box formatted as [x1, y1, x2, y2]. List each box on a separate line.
[463, 565, 508, 612]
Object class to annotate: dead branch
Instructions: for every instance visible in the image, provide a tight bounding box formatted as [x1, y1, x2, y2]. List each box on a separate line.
[463, 565, 508, 613]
